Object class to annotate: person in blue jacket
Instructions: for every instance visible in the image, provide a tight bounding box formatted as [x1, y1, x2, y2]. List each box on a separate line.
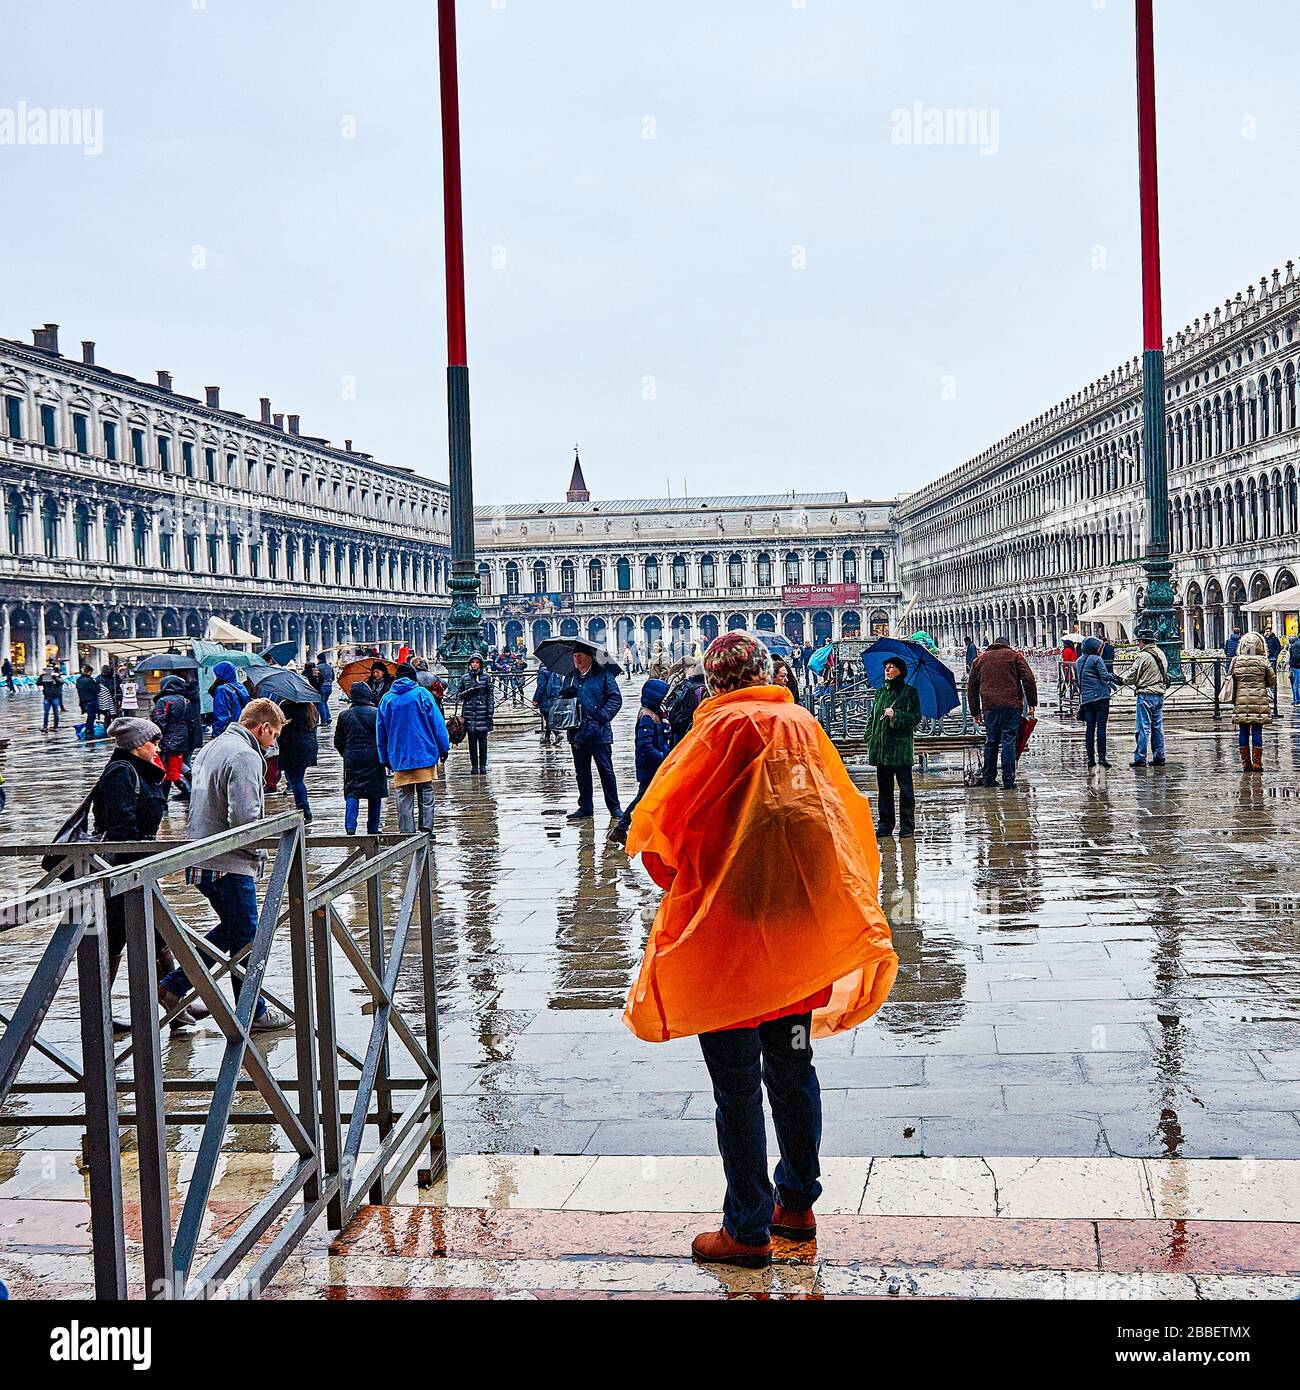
[1076, 635, 1120, 768]
[532, 667, 564, 744]
[210, 661, 249, 736]
[376, 663, 450, 835]
[560, 649, 623, 824]
[611, 678, 671, 845]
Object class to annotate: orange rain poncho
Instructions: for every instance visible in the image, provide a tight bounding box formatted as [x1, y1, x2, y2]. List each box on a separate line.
[623, 684, 898, 1042]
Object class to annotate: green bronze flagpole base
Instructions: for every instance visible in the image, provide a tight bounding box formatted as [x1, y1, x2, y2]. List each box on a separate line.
[1137, 346, 1184, 683]
[436, 362, 485, 696]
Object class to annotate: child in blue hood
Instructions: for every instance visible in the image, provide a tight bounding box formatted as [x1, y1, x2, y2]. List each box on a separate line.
[611, 678, 672, 845]
[210, 661, 249, 737]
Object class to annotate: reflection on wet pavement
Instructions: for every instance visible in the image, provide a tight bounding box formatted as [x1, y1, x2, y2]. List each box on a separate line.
[2, 675, 1299, 1162]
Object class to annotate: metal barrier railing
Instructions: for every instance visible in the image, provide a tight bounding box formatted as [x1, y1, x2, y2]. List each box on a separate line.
[814, 676, 979, 742]
[0, 816, 445, 1301]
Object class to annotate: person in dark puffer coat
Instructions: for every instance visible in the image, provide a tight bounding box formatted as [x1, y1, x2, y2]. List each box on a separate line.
[151, 675, 194, 800]
[333, 681, 388, 834]
[277, 700, 319, 823]
[611, 678, 671, 844]
[459, 654, 495, 774]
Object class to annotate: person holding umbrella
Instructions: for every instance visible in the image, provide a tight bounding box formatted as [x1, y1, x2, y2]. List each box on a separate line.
[539, 639, 624, 824]
[866, 655, 921, 838]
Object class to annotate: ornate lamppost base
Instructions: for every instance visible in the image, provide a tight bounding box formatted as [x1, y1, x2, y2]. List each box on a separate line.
[437, 570, 486, 695]
[1139, 555, 1185, 683]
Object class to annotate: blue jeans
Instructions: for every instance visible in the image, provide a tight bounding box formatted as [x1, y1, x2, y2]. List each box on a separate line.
[981, 705, 1021, 786]
[284, 769, 310, 815]
[1134, 693, 1165, 763]
[160, 871, 267, 1017]
[1290, 668, 1300, 705]
[1081, 699, 1109, 763]
[43, 697, 61, 730]
[572, 741, 621, 816]
[345, 796, 382, 834]
[698, 1012, 823, 1246]
[317, 683, 333, 725]
[1239, 722, 1263, 749]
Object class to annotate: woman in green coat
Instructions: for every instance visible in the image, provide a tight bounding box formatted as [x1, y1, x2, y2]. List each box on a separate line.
[866, 656, 922, 838]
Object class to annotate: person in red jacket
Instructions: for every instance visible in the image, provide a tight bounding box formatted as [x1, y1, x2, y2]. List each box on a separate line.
[968, 635, 1038, 789]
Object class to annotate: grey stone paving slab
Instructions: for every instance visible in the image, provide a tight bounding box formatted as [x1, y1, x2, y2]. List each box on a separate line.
[994, 1022, 1154, 1054]
[819, 1118, 924, 1158]
[922, 1115, 1109, 1158]
[1102, 1109, 1300, 1159]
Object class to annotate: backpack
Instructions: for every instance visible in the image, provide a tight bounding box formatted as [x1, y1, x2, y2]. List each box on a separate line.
[663, 678, 705, 746]
[40, 761, 141, 872]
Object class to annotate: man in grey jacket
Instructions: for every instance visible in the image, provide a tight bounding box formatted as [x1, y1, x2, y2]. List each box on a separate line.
[158, 698, 291, 1031]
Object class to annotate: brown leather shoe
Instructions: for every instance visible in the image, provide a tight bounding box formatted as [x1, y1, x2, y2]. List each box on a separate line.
[1252, 745, 1264, 771]
[771, 1204, 817, 1241]
[1240, 745, 1253, 771]
[691, 1228, 772, 1268]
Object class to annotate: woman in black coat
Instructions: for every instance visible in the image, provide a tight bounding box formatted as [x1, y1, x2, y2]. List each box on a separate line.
[459, 654, 496, 774]
[277, 699, 319, 823]
[333, 681, 388, 833]
[89, 717, 173, 1032]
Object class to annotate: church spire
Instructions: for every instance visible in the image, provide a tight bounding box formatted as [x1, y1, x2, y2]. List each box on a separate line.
[566, 445, 590, 502]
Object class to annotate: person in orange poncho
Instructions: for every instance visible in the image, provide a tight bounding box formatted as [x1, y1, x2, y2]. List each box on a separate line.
[624, 631, 898, 1268]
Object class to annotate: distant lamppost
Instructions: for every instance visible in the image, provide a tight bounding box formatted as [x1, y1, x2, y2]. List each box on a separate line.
[1134, 0, 1183, 680]
[435, 0, 485, 691]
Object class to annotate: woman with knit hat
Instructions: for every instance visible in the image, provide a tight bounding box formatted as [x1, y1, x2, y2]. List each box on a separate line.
[90, 718, 176, 1031]
[624, 630, 897, 1268]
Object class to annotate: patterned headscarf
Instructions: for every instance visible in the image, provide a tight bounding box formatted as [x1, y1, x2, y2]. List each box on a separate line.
[703, 631, 774, 695]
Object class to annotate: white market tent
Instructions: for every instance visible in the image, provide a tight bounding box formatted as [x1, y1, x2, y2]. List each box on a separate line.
[1244, 583, 1300, 614]
[1077, 591, 1135, 640]
[205, 616, 261, 647]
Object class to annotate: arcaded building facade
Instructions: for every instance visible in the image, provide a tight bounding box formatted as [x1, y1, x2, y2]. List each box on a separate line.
[0, 325, 452, 671]
[897, 259, 1300, 652]
[473, 459, 901, 656]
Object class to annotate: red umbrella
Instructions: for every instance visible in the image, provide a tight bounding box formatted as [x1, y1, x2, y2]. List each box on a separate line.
[1016, 715, 1038, 757]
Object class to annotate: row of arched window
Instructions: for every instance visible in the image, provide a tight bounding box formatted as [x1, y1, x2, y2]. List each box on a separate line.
[1172, 466, 1300, 552]
[1168, 365, 1298, 469]
[1, 383, 449, 532]
[483, 548, 890, 596]
[4, 487, 441, 593]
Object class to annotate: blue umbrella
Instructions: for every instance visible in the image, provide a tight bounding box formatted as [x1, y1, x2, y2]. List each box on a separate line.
[860, 638, 959, 720]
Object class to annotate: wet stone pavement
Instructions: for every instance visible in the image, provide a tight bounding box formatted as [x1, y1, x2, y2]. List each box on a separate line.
[2, 670, 1300, 1165]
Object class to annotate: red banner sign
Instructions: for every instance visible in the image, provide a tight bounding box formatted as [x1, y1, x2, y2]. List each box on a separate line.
[781, 582, 861, 609]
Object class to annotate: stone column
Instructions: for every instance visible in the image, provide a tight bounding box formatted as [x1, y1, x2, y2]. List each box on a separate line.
[35, 604, 47, 674]
[0, 604, 10, 667]
[68, 606, 79, 671]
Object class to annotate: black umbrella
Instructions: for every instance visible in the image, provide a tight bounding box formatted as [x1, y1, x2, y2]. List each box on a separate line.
[534, 638, 619, 678]
[261, 641, 299, 666]
[244, 667, 320, 703]
[132, 653, 200, 674]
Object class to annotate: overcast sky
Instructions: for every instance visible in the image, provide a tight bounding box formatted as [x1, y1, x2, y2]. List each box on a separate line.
[4, 0, 1298, 506]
